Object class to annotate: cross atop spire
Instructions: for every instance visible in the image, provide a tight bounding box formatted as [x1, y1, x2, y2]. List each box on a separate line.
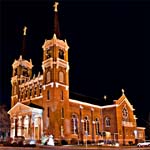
[122, 88, 125, 95]
[23, 26, 27, 36]
[53, 2, 59, 12]
[22, 26, 28, 57]
[53, 1, 60, 38]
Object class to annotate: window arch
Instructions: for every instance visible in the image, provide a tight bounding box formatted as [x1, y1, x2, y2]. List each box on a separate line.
[84, 116, 90, 135]
[47, 71, 51, 83]
[105, 117, 111, 127]
[95, 118, 100, 135]
[59, 71, 64, 83]
[71, 114, 78, 134]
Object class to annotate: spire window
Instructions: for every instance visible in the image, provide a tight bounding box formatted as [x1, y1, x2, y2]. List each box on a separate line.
[22, 67, 28, 77]
[47, 71, 51, 83]
[59, 49, 64, 60]
[59, 71, 64, 83]
[46, 48, 52, 59]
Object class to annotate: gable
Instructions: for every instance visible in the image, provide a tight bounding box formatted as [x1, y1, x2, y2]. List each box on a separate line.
[8, 102, 43, 116]
[114, 94, 135, 111]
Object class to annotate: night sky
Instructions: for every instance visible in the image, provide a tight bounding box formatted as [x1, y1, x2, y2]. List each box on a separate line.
[1, 0, 150, 127]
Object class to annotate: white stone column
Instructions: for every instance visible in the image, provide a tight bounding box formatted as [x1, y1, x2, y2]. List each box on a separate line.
[10, 117, 15, 138]
[41, 116, 43, 138]
[17, 116, 22, 136]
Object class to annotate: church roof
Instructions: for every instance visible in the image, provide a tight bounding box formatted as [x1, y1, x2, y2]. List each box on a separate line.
[69, 91, 111, 106]
[28, 102, 44, 110]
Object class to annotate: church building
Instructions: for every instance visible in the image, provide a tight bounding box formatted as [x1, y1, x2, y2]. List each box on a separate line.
[8, 2, 145, 145]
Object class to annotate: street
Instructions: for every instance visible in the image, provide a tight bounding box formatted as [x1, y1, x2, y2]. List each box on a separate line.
[1, 145, 150, 150]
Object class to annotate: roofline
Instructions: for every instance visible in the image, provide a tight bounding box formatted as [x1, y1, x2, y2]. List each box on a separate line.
[69, 99, 102, 109]
[69, 99, 118, 109]
[136, 127, 146, 129]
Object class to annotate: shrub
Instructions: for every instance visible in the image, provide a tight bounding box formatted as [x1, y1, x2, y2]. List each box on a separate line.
[70, 138, 78, 145]
[61, 139, 68, 145]
[128, 141, 133, 145]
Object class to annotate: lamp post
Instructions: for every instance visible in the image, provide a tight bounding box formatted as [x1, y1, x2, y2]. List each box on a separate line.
[101, 95, 107, 140]
[79, 105, 83, 144]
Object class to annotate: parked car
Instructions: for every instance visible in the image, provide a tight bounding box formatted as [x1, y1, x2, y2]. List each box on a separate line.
[23, 138, 36, 147]
[98, 140, 104, 146]
[111, 141, 120, 147]
[11, 136, 25, 146]
[137, 141, 150, 147]
[3, 137, 13, 146]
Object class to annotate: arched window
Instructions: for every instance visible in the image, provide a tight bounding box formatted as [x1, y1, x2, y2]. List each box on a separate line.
[59, 71, 64, 83]
[59, 49, 64, 59]
[61, 108, 64, 119]
[22, 67, 28, 77]
[71, 114, 78, 134]
[24, 88, 27, 98]
[30, 86, 32, 97]
[122, 106, 128, 121]
[95, 118, 100, 135]
[47, 71, 51, 83]
[34, 85, 37, 96]
[14, 85, 16, 95]
[39, 83, 42, 95]
[105, 117, 111, 127]
[47, 90, 50, 100]
[84, 116, 90, 135]
[14, 68, 17, 76]
[47, 107, 50, 118]
[47, 48, 52, 59]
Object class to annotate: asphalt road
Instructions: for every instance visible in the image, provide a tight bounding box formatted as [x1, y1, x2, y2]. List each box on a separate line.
[1, 145, 150, 150]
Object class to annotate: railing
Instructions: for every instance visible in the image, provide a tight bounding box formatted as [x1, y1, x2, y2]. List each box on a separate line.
[122, 121, 135, 127]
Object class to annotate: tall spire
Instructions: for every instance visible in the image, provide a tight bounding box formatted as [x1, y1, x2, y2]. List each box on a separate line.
[53, 2, 60, 38]
[22, 26, 27, 57]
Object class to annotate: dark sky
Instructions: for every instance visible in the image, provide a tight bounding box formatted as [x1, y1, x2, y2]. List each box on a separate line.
[0, 0, 150, 127]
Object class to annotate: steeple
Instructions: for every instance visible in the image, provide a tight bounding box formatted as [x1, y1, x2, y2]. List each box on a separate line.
[53, 2, 60, 38]
[22, 26, 27, 57]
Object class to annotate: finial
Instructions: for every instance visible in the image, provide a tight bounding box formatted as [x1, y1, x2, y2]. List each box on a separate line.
[104, 95, 107, 101]
[19, 55, 23, 60]
[53, 2, 59, 12]
[122, 88, 125, 95]
[38, 72, 41, 77]
[53, 33, 57, 39]
[30, 59, 32, 64]
[23, 26, 27, 36]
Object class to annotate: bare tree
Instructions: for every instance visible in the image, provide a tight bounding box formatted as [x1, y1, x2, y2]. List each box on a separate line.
[0, 105, 10, 139]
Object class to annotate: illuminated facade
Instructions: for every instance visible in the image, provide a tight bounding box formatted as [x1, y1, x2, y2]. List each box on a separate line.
[8, 2, 145, 145]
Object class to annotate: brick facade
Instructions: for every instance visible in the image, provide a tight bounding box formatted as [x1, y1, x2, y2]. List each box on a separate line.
[8, 2, 145, 146]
